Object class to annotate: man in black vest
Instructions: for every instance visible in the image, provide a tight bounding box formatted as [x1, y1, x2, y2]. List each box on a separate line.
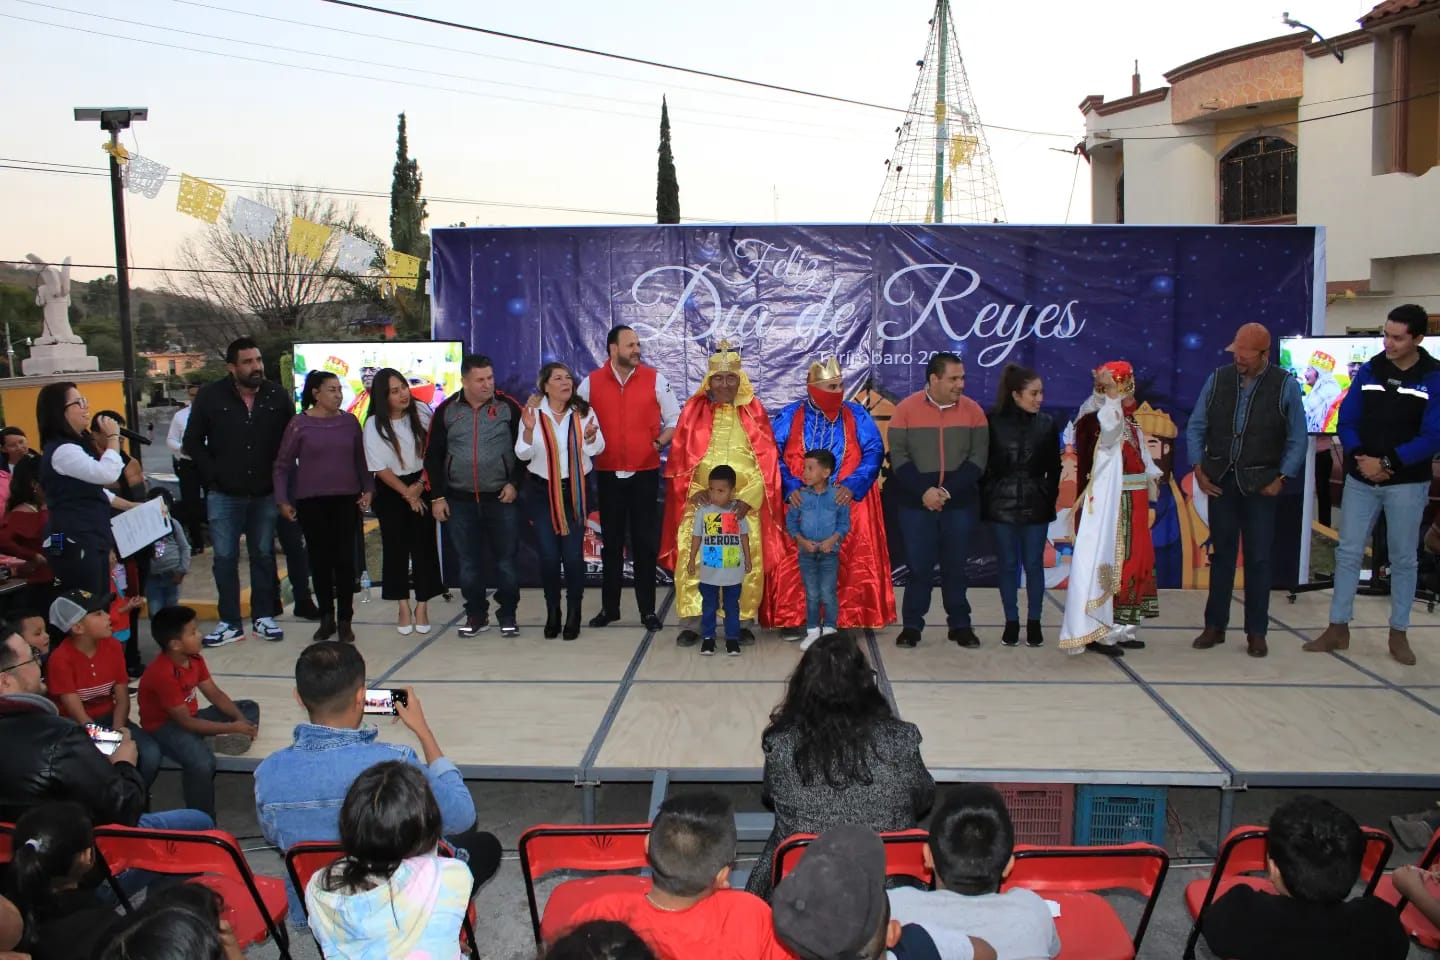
[1186, 323, 1308, 658]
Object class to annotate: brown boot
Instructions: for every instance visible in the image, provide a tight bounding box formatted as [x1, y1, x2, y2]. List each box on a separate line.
[1192, 627, 1225, 649]
[1389, 628, 1417, 666]
[1303, 623, 1349, 652]
[1246, 634, 1268, 658]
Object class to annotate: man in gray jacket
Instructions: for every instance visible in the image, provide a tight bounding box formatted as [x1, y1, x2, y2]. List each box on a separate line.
[423, 354, 526, 637]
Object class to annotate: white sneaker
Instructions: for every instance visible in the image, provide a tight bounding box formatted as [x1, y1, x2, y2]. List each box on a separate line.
[800, 627, 822, 651]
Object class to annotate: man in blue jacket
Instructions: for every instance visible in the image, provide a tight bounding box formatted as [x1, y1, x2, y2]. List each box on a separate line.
[1306, 305, 1440, 665]
[254, 642, 501, 925]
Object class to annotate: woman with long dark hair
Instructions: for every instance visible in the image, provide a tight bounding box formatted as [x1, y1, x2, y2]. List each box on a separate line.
[363, 367, 441, 636]
[516, 362, 604, 640]
[745, 633, 934, 899]
[36, 381, 123, 595]
[275, 370, 373, 644]
[982, 364, 1061, 648]
[307, 761, 473, 960]
[0, 455, 55, 612]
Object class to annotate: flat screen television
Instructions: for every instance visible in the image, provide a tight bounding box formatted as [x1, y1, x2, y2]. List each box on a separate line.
[1277, 334, 1384, 436]
[291, 341, 464, 418]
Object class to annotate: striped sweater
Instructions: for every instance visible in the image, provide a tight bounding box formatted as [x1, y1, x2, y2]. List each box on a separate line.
[888, 391, 989, 509]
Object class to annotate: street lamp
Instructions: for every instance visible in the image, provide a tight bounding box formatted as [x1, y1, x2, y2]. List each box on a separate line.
[73, 106, 147, 446]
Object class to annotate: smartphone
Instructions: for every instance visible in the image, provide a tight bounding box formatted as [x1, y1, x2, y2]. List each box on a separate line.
[86, 723, 124, 756]
[363, 688, 408, 716]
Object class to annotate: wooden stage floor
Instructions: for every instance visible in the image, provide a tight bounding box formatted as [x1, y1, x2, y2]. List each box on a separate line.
[195, 586, 1440, 801]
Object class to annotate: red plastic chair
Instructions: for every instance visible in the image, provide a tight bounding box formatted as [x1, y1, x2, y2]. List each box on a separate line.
[1183, 825, 1393, 959]
[1002, 842, 1169, 960]
[93, 824, 291, 960]
[283, 840, 479, 958]
[519, 823, 651, 946]
[1376, 826, 1440, 950]
[771, 829, 933, 890]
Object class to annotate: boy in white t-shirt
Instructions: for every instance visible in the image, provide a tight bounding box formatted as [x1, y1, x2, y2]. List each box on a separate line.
[888, 785, 1061, 960]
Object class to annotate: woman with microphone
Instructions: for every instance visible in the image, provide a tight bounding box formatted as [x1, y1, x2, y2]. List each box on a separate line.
[37, 382, 124, 595]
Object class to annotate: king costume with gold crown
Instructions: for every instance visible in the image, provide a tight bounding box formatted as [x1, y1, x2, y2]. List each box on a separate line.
[659, 343, 786, 639]
[767, 356, 895, 628]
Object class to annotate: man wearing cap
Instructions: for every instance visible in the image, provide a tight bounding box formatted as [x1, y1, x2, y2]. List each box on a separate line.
[1187, 323, 1307, 658]
[771, 823, 996, 960]
[767, 357, 896, 632]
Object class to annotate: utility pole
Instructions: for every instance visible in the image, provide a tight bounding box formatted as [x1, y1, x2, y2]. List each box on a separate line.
[932, 0, 949, 223]
[4, 316, 14, 378]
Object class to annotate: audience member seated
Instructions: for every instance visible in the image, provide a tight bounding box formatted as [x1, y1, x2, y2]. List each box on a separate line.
[542, 920, 658, 960]
[11, 609, 51, 666]
[747, 633, 936, 899]
[772, 824, 995, 960]
[0, 623, 212, 829]
[306, 760, 474, 960]
[254, 641, 501, 926]
[95, 882, 244, 960]
[44, 589, 160, 786]
[137, 605, 260, 819]
[567, 792, 791, 959]
[888, 785, 1059, 960]
[1392, 862, 1440, 930]
[2, 802, 119, 960]
[0, 457, 53, 614]
[1201, 795, 1408, 960]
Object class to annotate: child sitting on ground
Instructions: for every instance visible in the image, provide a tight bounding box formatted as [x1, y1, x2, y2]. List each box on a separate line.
[137, 605, 260, 819]
[1201, 794, 1408, 960]
[786, 449, 850, 650]
[687, 465, 752, 657]
[888, 785, 1059, 960]
[772, 823, 996, 960]
[568, 792, 791, 960]
[143, 488, 191, 618]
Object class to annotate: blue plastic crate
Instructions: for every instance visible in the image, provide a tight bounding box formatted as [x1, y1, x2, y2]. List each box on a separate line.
[1074, 785, 1167, 846]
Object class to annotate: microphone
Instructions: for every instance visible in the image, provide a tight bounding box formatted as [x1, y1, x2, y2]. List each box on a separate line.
[116, 426, 151, 446]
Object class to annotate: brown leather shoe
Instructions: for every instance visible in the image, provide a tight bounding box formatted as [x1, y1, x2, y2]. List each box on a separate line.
[1389, 628, 1417, 666]
[1246, 634, 1268, 658]
[1192, 627, 1225, 649]
[1303, 623, 1349, 652]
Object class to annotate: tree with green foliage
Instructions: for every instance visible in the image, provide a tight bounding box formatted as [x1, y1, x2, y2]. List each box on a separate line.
[135, 301, 166, 352]
[657, 97, 680, 224]
[0, 283, 43, 377]
[388, 112, 432, 340]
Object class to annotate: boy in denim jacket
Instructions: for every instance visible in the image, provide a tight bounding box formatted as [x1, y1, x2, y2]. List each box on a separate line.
[787, 449, 850, 649]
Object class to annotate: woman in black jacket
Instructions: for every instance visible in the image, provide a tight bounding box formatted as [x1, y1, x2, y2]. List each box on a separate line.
[982, 364, 1061, 648]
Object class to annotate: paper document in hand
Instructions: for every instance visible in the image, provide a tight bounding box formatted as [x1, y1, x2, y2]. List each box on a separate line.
[111, 496, 173, 558]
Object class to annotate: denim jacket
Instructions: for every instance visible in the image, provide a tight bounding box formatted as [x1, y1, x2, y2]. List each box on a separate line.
[253, 722, 477, 925]
[785, 483, 852, 544]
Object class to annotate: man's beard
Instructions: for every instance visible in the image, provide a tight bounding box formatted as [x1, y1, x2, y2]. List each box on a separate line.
[237, 371, 264, 388]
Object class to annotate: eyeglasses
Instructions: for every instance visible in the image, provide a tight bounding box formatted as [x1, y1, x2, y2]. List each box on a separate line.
[1, 653, 40, 673]
[65, 397, 89, 410]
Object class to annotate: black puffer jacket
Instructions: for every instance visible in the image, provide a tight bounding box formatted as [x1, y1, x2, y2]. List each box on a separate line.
[982, 406, 1061, 525]
[0, 693, 147, 826]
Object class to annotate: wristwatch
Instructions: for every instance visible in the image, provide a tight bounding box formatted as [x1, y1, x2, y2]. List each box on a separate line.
[1380, 455, 1397, 474]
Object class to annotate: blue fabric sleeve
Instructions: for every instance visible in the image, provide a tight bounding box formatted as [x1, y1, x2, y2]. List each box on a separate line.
[421, 756, 478, 834]
[770, 403, 803, 499]
[1395, 369, 1440, 465]
[1185, 371, 1214, 467]
[842, 403, 884, 500]
[1279, 375, 1309, 478]
[1336, 363, 1369, 454]
[786, 500, 802, 538]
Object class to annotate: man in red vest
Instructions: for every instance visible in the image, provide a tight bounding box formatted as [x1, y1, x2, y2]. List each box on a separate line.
[577, 325, 682, 633]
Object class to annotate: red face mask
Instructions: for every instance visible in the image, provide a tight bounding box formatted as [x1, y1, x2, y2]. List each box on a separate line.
[808, 385, 844, 419]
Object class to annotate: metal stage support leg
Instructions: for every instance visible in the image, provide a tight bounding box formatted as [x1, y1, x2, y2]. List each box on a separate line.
[1218, 785, 1239, 850]
[578, 780, 599, 824]
[647, 770, 670, 821]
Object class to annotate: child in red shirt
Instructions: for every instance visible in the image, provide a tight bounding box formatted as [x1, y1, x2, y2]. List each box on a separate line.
[138, 605, 260, 819]
[44, 588, 160, 786]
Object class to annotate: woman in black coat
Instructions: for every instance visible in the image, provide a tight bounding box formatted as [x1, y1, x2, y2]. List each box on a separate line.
[982, 364, 1062, 648]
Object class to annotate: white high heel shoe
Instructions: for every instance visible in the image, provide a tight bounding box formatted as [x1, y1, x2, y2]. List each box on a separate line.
[397, 604, 415, 636]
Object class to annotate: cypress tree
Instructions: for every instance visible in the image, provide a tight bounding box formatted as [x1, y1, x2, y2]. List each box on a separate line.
[657, 97, 680, 224]
[390, 113, 429, 256]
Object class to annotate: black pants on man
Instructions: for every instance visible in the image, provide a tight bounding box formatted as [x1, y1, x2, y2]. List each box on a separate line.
[595, 469, 660, 620]
[173, 457, 206, 549]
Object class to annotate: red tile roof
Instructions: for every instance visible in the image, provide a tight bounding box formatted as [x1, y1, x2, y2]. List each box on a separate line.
[1362, 0, 1439, 26]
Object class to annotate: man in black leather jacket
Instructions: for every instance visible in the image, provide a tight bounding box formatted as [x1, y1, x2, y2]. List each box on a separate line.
[0, 627, 210, 830]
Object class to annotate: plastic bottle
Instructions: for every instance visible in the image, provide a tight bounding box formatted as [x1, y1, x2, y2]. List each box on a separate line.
[360, 571, 372, 603]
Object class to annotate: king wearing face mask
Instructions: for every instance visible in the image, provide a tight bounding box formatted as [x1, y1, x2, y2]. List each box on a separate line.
[766, 357, 895, 630]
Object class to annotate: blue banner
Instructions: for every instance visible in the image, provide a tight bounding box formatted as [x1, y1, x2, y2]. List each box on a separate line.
[432, 224, 1322, 590]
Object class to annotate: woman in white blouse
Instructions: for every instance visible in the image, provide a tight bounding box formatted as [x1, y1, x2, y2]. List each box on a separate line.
[362, 368, 442, 636]
[516, 362, 604, 640]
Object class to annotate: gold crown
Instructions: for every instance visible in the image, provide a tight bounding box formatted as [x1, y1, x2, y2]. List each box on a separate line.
[707, 339, 743, 375]
[807, 356, 842, 383]
[1132, 401, 1176, 439]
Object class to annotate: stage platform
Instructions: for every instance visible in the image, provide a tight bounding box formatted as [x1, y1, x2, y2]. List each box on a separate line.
[200, 587, 1440, 831]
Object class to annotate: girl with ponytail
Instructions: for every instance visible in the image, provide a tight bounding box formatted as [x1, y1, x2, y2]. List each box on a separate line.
[8, 802, 115, 960]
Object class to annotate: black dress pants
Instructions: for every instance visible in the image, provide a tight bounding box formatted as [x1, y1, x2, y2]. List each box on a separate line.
[295, 495, 360, 622]
[373, 472, 442, 602]
[596, 469, 660, 618]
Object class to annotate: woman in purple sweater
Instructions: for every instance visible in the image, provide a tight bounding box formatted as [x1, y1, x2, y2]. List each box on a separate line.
[275, 371, 373, 643]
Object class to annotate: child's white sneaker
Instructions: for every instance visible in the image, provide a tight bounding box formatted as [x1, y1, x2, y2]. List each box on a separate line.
[800, 627, 822, 651]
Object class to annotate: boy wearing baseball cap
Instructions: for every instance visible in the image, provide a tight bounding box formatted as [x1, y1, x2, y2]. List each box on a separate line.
[772, 824, 995, 960]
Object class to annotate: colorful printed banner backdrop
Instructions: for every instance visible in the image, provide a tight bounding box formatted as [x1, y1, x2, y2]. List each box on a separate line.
[432, 224, 1324, 591]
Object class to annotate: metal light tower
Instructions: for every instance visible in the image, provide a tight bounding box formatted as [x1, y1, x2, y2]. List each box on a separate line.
[73, 106, 147, 440]
[872, 1, 1005, 224]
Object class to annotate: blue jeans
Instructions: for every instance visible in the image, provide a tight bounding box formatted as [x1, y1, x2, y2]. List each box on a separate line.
[527, 478, 585, 607]
[899, 504, 977, 631]
[97, 711, 161, 787]
[698, 582, 741, 640]
[1331, 475, 1428, 629]
[206, 492, 279, 624]
[1204, 472, 1280, 636]
[146, 574, 180, 620]
[992, 522, 1048, 622]
[446, 497, 520, 621]
[148, 701, 261, 818]
[798, 551, 840, 629]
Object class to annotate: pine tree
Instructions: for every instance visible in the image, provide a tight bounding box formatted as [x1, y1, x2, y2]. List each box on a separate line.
[390, 113, 429, 256]
[657, 97, 680, 224]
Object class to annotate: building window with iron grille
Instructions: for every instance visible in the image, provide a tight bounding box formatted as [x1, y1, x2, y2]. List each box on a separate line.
[1219, 136, 1297, 224]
